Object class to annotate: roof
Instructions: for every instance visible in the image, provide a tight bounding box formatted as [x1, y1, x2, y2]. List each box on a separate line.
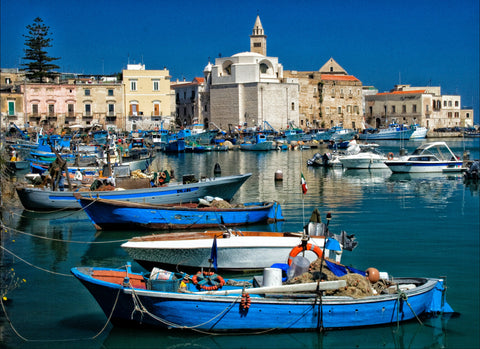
[377, 90, 426, 96]
[321, 74, 359, 82]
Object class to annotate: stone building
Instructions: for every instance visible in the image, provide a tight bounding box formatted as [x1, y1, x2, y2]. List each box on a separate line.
[284, 58, 364, 130]
[171, 77, 207, 127]
[365, 84, 474, 130]
[73, 77, 124, 131]
[23, 83, 77, 131]
[122, 63, 173, 131]
[0, 69, 26, 129]
[203, 15, 299, 131]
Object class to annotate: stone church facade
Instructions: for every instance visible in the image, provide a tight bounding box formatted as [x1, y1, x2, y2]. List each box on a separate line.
[203, 16, 299, 131]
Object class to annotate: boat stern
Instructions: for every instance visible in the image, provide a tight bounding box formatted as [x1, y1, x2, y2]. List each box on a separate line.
[427, 279, 454, 314]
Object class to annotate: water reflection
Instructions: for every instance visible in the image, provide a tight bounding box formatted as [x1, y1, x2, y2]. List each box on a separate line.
[101, 314, 456, 349]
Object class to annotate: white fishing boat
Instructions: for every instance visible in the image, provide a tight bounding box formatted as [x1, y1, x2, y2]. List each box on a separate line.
[384, 142, 463, 173]
[410, 124, 428, 139]
[121, 212, 357, 273]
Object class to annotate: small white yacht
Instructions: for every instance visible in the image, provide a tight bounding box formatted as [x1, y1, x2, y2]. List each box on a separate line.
[384, 141, 463, 173]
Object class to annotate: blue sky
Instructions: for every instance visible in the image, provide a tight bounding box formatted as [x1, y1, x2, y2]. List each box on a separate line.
[2, 0, 479, 123]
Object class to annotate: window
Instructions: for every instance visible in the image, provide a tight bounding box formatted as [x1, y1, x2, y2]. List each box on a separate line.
[454, 112, 459, 118]
[32, 104, 38, 115]
[369, 106, 372, 115]
[130, 80, 137, 91]
[354, 106, 359, 114]
[291, 102, 295, 111]
[48, 104, 55, 116]
[85, 104, 91, 116]
[448, 101, 452, 107]
[67, 104, 74, 116]
[448, 112, 452, 118]
[347, 105, 352, 113]
[412, 104, 417, 113]
[153, 80, 159, 91]
[402, 105, 406, 113]
[254, 43, 261, 47]
[260, 63, 269, 74]
[338, 106, 342, 114]
[108, 104, 115, 115]
[391, 106, 396, 114]
[108, 89, 114, 96]
[444, 101, 447, 107]
[455, 101, 459, 107]
[84, 89, 90, 96]
[5, 78, 11, 84]
[8, 101, 15, 116]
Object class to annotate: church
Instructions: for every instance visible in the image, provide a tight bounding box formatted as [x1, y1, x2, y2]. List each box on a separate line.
[202, 16, 299, 132]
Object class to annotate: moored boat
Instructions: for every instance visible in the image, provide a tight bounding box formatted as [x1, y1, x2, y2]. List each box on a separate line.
[76, 196, 283, 230]
[240, 133, 274, 151]
[384, 141, 463, 173]
[15, 173, 252, 211]
[71, 260, 454, 332]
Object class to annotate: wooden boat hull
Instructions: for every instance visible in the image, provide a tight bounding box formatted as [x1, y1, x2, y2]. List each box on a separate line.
[15, 173, 252, 211]
[77, 198, 283, 230]
[122, 231, 341, 272]
[71, 266, 453, 331]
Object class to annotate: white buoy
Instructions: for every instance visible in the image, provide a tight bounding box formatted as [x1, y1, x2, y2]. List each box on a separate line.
[274, 169, 283, 181]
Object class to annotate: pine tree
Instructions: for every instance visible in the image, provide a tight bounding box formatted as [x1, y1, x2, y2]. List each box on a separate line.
[22, 17, 60, 82]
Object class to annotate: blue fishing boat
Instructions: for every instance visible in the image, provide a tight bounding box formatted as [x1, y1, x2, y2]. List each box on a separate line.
[71, 260, 454, 331]
[240, 133, 274, 151]
[76, 196, 283, 230]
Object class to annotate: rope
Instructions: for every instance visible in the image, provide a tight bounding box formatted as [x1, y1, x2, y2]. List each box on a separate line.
[398, 290, 423, 326]
[0, 287, 120, 343]
[2, 223, 129, 245]
[0, 245, 73, 277]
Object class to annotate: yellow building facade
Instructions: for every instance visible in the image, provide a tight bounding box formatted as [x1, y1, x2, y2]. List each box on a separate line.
[122, 64, 172, 131]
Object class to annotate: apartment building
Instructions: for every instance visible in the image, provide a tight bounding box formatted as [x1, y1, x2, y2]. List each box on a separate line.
[122, 63, 173, 131]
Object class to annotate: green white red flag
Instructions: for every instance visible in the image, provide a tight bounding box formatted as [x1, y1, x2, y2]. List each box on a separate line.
[301, 173, 308, 194]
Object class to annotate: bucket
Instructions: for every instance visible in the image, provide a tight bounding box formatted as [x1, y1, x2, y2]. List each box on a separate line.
[262, 267, 283, 287]
[287, 256, 310, 280]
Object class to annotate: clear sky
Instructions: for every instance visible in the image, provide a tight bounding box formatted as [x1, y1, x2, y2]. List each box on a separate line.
[2, 0, 479, 123]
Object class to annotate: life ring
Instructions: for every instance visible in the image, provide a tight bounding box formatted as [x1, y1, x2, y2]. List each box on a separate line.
[387, 152, 394, 160]
[192, 271, 225, 291]
[287, 243, 323, 266]
[157, 171, 166, 184]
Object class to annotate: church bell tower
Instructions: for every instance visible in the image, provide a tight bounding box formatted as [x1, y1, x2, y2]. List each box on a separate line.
[250, 15, 267, 56]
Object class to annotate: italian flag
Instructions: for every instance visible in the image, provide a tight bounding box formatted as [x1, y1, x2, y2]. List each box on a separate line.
[301, 173, 308, 194]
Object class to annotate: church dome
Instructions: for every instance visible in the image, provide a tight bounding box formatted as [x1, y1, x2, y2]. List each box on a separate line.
[203, 62, 213, 72]
[232, 51, 265, 57]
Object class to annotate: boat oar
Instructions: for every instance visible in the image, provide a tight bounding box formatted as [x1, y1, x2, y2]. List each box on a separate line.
[195, 280, 346, 296]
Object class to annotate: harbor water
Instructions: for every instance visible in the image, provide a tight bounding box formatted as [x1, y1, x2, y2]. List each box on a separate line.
[1, 138, 479, 348]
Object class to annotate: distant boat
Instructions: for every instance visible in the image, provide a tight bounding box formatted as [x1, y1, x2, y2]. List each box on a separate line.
[76, 197, 284, 230]
[240, 133, 274, 151]
[384, 141, 463, 173]
[339, 145, 389, 169]
[15, 173, 252, 211]
[409, 124, 428, 139]
[358, 124, 414, 140]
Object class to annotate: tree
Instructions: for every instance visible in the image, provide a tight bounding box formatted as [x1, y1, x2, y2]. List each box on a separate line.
[22, 17, 60, 82]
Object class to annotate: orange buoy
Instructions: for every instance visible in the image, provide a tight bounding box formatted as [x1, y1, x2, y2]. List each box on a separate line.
[365, 267, 380, 283]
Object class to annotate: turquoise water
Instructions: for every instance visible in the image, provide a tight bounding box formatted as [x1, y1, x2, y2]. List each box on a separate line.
[1, 138, 479, 348]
